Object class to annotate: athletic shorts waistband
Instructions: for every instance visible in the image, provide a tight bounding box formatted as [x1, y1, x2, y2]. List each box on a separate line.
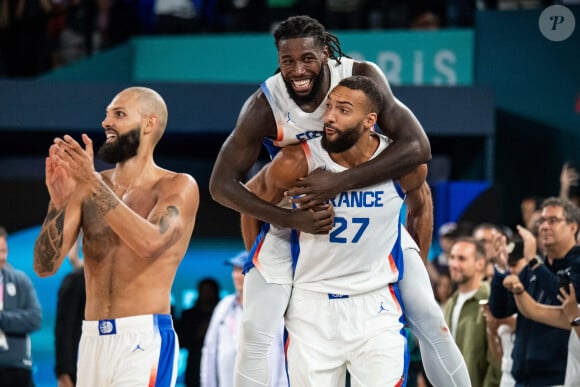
[292, 286, 393, 300]
[82, 314, 174, 336]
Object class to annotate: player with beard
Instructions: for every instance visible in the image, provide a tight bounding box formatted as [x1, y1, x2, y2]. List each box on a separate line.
[243, 76, 431, 385]
[211, 15, 468, 387]
[33, 86, 200, 387]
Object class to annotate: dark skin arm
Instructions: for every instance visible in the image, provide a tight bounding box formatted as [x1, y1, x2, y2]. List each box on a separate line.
[210, 90, 334, 234]
[211, 61, 430, 231]
[404, 177, 433, 263]
[286, 61, 432, 207]
[240, 144, 327, 249]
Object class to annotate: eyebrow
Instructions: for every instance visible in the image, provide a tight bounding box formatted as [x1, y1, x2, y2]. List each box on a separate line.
[106, 107, 125, 114]
[328, 95, 354, 107]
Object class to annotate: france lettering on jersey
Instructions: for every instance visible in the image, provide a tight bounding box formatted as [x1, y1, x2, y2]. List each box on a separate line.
[293, 134, 406, 296]
[260, 58, 354, 156]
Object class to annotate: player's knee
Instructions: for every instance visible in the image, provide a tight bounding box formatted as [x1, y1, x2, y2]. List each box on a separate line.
[240, 318, 275, 346]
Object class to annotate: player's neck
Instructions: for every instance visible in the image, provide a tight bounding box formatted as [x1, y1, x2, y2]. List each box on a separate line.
[330, 132, 378, 168]
[112, 153, 156, 189]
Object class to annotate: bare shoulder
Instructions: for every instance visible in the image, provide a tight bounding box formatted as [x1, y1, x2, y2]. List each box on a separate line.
[99, 168, 115, 183]
[352, 61, 387, 83]
[235, 87, 277, 140]
[277, 144, 305, 164]
[157, 170, 199, 198]
[270, 144, 308, 186]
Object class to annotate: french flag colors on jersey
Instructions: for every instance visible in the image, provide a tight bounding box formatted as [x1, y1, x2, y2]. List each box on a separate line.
[293, 134, 406, 298]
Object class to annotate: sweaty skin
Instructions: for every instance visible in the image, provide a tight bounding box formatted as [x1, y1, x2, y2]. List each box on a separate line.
[34, 88, 200, 320]
[210, 36, 430, 234]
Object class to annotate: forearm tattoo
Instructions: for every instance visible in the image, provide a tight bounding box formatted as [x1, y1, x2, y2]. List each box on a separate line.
[34, 203, 65, 273]
[92, 181, 119, 218]
[159, 205, 179, 234]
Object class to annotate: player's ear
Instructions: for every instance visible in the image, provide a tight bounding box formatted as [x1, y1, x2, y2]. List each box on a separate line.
[143, 114, 158, 136]
[365, 112, 377, 128]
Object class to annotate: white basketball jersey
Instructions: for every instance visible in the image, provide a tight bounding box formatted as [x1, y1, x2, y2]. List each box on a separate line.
[293, 134, 406, 296]
[246, 58, 354, 282]
[260, 58, 354, 152]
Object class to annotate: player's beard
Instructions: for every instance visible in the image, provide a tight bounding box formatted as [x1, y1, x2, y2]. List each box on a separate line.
[97, 128, 140, 164]
[321, 123, 362, 154]
[283, 70, 324, 105]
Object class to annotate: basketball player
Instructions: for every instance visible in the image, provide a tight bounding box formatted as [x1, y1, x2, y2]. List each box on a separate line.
[33, 87, 200, 387]
[210, 15, 469, 387]
[242, 76, 429, 384]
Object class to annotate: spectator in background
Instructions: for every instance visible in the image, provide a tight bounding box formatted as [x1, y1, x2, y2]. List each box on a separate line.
[178, 277, 220, 387]
[519, 195, 541, 230]
[54, 236, 85, 387]
[444, 237, 501, 387]
[482, 239, 527, 387]
[473, 222, 505, 281]
[200, 251, 287, 387]
[434, 273, 455, 307]
[0, 226, 42, 387]
[427, 221, 458, 283]
[489, 198, 580, 386]
[503, 268, 580, 385]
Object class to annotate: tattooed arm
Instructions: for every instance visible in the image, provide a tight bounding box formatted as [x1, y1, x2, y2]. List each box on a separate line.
[34, 144, 83, 277]
[87, 172, 199, 260]
[50, 133, 199, 260]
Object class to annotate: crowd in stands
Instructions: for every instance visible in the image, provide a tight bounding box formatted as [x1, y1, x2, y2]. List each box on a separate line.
[420, 161, 580, 386]
[0, 0, 558, 78]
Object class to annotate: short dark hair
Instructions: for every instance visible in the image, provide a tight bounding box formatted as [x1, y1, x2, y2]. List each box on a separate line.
[541, 197, 580, 223]
[273, 15, 345, 64]
[453, 236, 486, 260]
[337, 76, 383, 113]
[508, 239, 525, 266]
[473, 222, 500, 235]
[541, 197, 580, 237]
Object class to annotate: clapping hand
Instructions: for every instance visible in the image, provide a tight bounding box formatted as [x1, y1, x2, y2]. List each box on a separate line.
[558, 284, 579, 324]
[52, 134, 98, 190]
[516, 224, 538, 262]
[45, 141, 76, 208]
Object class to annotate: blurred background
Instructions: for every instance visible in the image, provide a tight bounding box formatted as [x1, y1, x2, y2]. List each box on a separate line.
[0, 1, 579, 385]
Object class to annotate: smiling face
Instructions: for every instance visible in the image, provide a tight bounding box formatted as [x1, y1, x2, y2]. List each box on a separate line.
[278, 37, 328, 104]
[98, 90, 143, 163]
[448, 241, 485, 290]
